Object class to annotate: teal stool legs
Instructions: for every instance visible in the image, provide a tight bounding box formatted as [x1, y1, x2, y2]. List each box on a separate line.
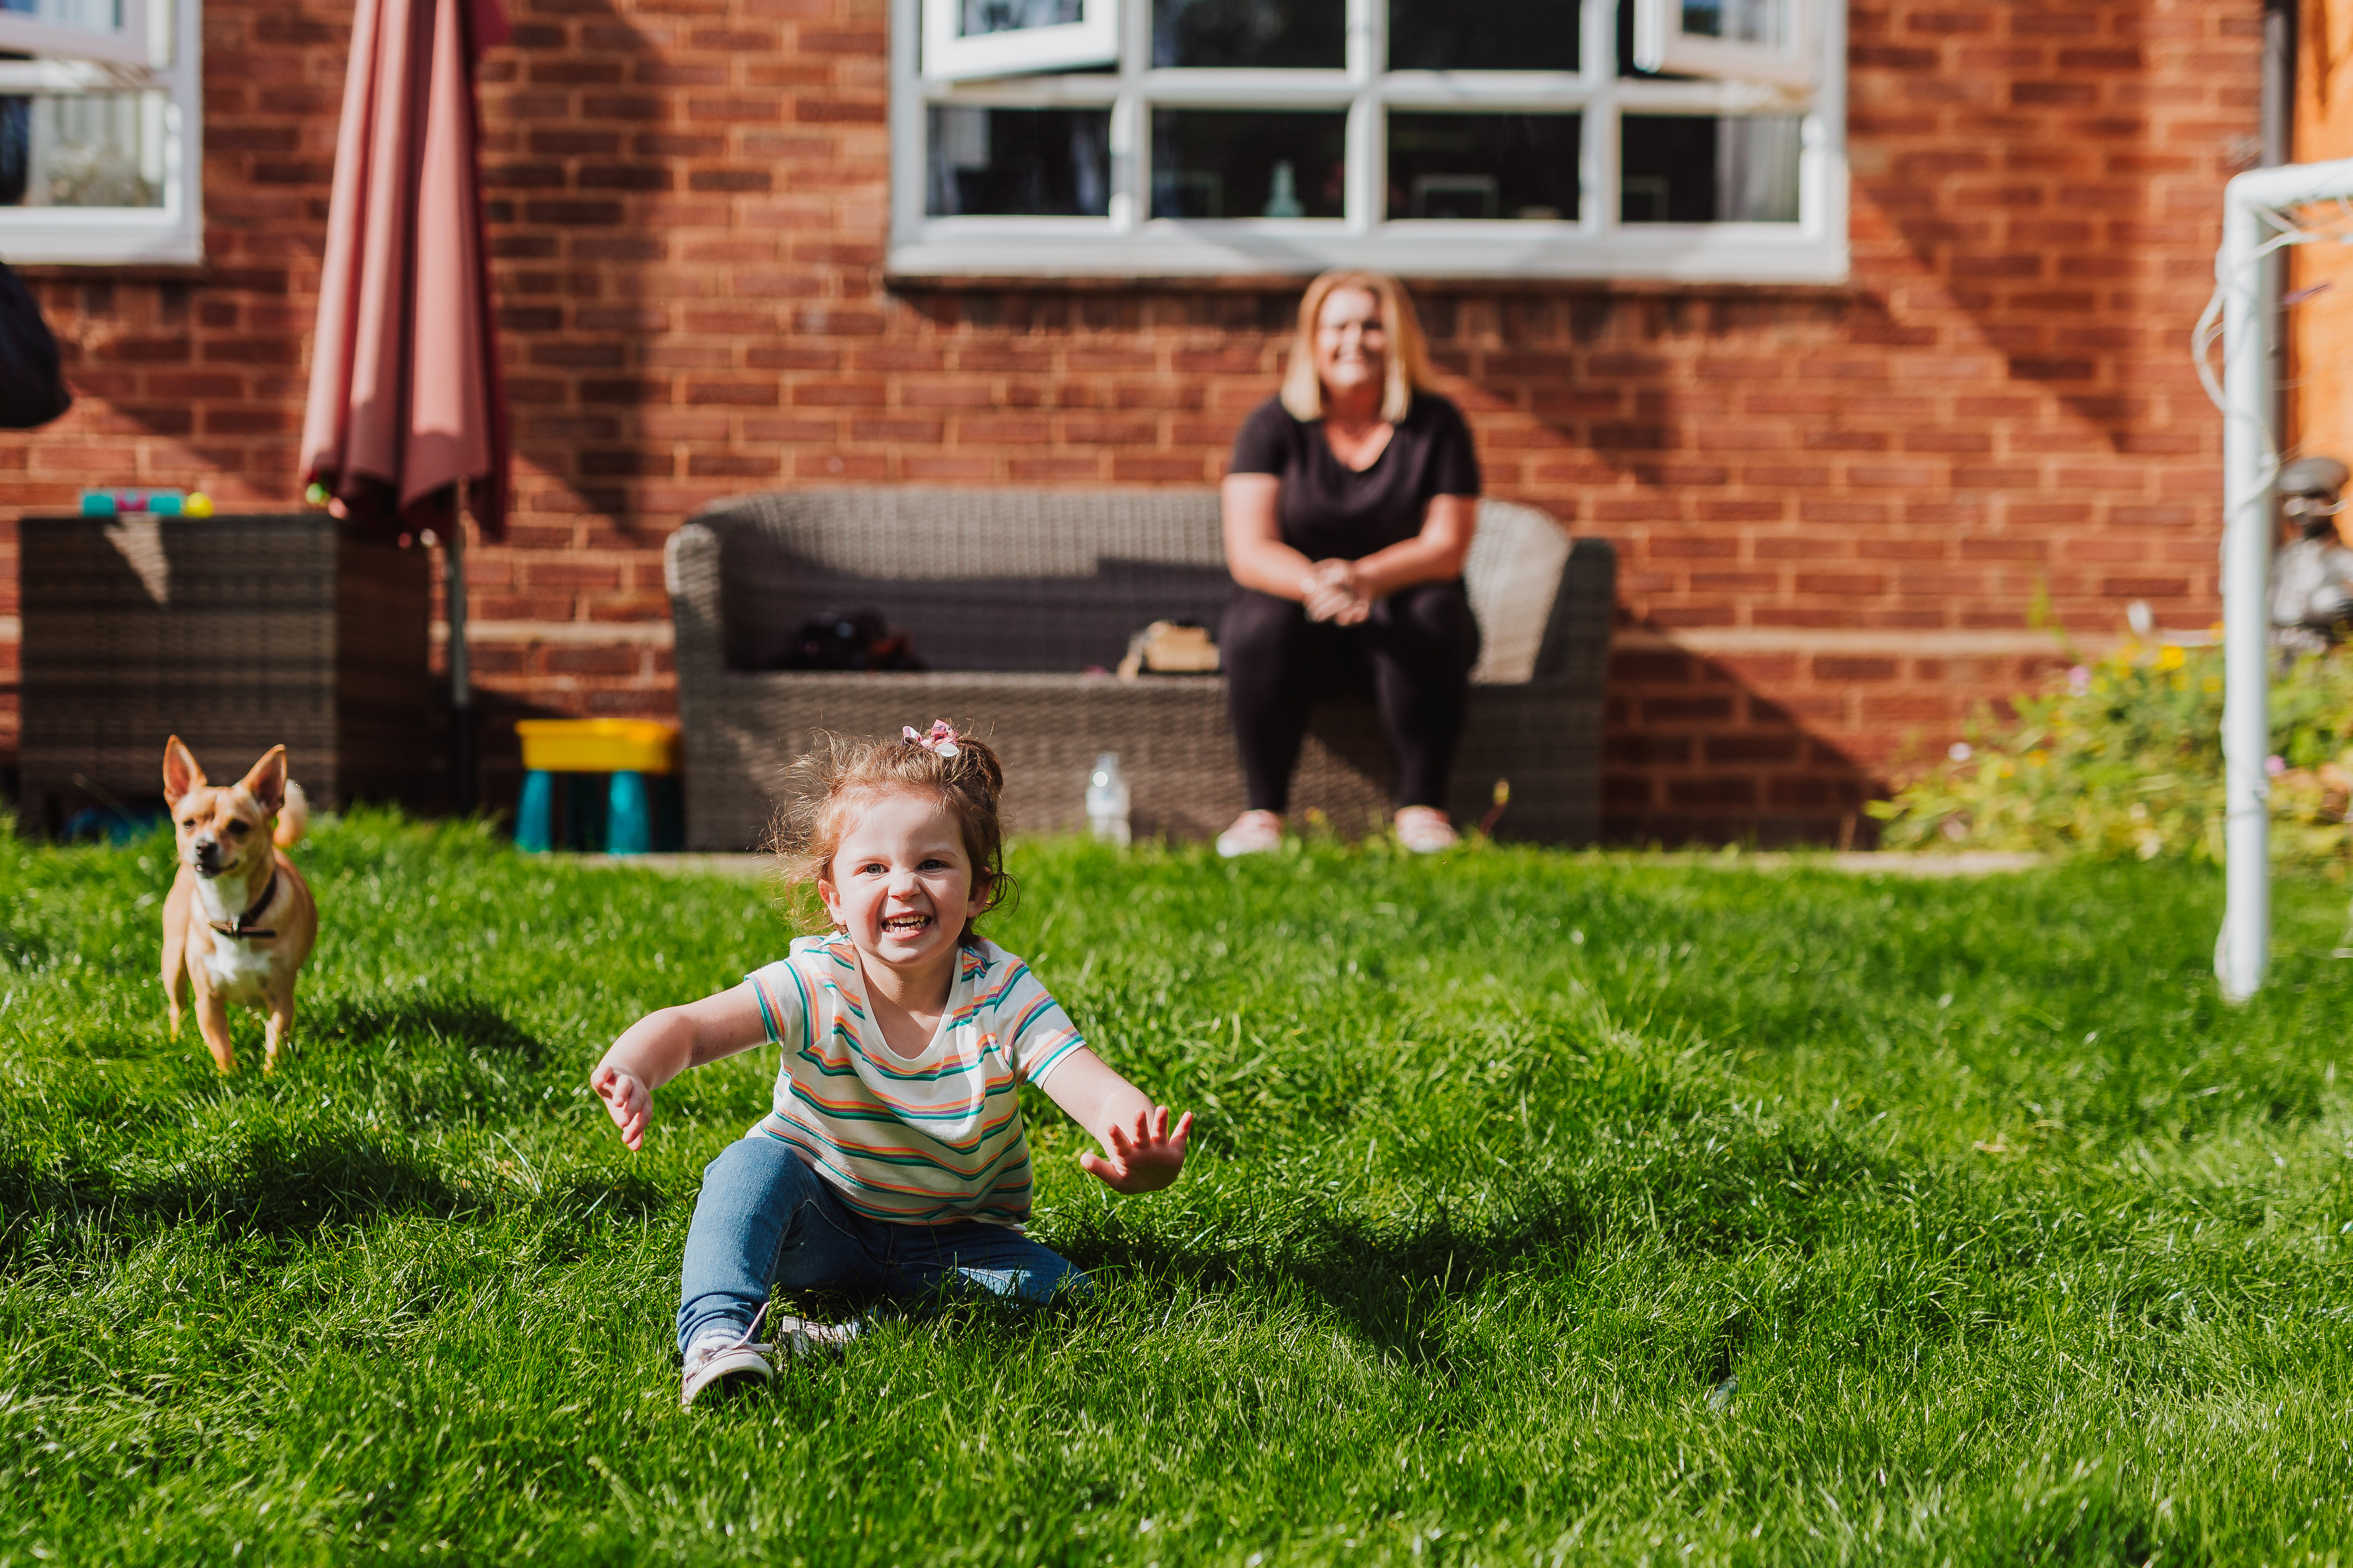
[607, 770, 653, 855]
[516, 770, 555, 852]
[515, 768, 669, 854]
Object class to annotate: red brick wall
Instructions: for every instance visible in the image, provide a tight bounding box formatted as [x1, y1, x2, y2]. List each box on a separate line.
[1, 0, 2259, 842]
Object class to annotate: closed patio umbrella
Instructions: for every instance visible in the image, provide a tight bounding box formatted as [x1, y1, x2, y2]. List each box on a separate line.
[300, 0, 511, 813]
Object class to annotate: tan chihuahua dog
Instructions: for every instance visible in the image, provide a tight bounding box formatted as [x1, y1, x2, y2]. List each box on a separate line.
[162, 737, 318, 1073]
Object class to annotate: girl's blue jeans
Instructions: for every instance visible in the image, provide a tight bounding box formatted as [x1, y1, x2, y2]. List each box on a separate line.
[675, 1132, 1092, 1355]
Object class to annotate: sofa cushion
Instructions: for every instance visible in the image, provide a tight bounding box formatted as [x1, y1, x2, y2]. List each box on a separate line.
[1461, 502, 1571, 685]
[707, 489, 1227, 674]
[696, 487, 1570, 683]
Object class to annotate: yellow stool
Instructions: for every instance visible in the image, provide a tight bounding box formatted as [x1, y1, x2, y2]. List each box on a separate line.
[514, 720, 678, 853]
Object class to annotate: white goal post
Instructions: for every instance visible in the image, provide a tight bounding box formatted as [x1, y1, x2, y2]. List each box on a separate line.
[2202, 157, 2353, 1001]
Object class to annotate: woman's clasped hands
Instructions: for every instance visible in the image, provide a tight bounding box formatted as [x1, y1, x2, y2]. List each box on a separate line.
[1300, 558, 1371, 625]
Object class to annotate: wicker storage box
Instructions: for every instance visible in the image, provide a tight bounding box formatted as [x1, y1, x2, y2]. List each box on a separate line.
[19, 514, 434, 834]
[666, 489, 1613, 851]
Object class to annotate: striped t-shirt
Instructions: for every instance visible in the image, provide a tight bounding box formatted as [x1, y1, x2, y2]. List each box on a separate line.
[745, 933, 1088, 1227]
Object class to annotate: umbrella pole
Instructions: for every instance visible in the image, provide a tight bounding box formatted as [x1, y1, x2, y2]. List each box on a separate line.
[449, 482, 477, 815]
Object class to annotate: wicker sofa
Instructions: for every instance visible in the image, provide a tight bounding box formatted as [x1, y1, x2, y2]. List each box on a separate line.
[665, 489, 1614, 851]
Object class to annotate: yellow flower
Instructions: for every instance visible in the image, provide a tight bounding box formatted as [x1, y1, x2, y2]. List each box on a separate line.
[2027, 750, 2047, 766]
[2156, 644, 2185, 671]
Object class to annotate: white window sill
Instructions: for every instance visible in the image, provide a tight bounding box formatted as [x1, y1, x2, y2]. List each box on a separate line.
[0, 209, 204, 266]
[887, 221, 1849, 284]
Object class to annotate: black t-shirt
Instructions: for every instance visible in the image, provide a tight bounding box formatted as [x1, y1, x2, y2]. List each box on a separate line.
[1227, 392, 1482, 562]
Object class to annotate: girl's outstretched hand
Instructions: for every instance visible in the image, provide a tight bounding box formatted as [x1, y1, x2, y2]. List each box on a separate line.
[1080, 1105, 1192, 1194]
[591, 1063, 652, 1151]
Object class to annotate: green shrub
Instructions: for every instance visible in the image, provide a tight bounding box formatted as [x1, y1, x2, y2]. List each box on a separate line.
[1867, 638, 2353, 869]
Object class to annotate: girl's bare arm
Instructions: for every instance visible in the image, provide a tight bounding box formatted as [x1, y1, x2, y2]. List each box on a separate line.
[590, 981, 771, 1151]
[1039, 1048, 1192, 1195]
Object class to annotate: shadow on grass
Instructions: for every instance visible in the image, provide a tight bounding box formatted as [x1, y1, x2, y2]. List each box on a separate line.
[1, 1129, 466, 1251]
[0, 1131, 668, 1261]
[306, 993, 552, 1068]
[1062, 1197, 1601, 1367]
[1045, 1114, 1994, 1371]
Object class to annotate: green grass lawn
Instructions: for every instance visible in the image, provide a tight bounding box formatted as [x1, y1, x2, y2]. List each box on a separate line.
[4, 818, 2352, 1565]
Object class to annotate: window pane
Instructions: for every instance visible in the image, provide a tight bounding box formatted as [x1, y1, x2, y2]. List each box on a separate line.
[0, 91, 166, 208]
[3, 0, 123, 41]
[955, 0, 1080, 40]
[1387, 113, 1578, 221]
[1679, 0, 1785, 46]
[1620, 114, 1798, 223]
[0, 99, 22, 208]
[1154, 0, 1340, 69]
[927, 106, 1110, 216]
[1389, 0, 1576, 73]
[1151, 109, 1344, 219]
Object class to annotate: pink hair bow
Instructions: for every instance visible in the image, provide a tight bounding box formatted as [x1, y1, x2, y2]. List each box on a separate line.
[904, 719, 961, 758]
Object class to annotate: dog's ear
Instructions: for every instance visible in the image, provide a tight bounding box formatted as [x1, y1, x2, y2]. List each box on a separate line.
[237, 746, 288, 817]
[163, 736, 206, 806]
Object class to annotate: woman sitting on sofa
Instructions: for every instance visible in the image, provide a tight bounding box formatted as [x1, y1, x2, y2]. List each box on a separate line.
[1215, 269, 1482, 858]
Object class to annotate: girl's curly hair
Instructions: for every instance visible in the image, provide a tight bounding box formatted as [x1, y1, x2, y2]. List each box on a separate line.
[767, 724, 1014, 941]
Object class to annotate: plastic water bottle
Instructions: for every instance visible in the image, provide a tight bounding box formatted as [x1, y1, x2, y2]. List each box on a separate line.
[1085, 752, 1131, 846]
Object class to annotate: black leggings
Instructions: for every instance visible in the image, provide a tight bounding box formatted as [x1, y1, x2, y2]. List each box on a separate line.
[1222, 581, 1481, 814]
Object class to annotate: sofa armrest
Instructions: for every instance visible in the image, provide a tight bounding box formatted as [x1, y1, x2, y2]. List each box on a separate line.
[665, 522, 724, 678]
[1530, 536, 1616, 690]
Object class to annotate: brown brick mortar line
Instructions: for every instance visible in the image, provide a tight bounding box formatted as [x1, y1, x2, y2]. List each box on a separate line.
[1614, 628, 2156, 656]
[416, 624, 2187, 656]
[8, 264, 213, 282]
[430, 620, 674, 646]
[11, 264, 1864, 300]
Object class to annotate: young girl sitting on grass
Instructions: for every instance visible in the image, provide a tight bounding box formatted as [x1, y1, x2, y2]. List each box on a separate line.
[591, 721, 1192, 1407]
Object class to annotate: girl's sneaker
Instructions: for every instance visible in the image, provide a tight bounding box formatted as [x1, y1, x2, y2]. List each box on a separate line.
[681, 1318, 772, 1408]
[680, 1309, 864, 1408]
[1216, 810, 1284, 858]
[1393, 806, 1459, 854]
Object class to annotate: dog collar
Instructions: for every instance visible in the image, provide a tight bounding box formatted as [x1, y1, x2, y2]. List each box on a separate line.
[207, 868, 279, 940]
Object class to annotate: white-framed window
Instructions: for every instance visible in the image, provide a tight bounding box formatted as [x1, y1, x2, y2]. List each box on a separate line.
[926, 0, 1118, 83]
[1633, 0, 1812, 92]
[0, 0, 203, 265]
[888, 0, 1843, 282]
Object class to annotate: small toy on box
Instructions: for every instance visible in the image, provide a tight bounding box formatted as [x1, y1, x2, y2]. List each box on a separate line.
[80, 488, 214, 517]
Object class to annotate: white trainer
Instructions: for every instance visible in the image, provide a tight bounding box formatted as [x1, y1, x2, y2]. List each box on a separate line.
[1393, 806, 1459, 854]
[681, 1316, 773, 1408]
[680, 1305, 863, 1408]
[774, 1313, 863, 1358]
[1216, 810, 1284, 858]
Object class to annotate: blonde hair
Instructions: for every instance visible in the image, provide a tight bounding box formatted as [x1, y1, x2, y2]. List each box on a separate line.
[769, 725, 1013, 942]
[1279, 269, 1436, 425]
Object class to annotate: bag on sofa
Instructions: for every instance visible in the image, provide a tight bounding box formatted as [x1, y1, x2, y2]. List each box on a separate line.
[1116, 620, 1220, 680]
[780, 606, 925, 672]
